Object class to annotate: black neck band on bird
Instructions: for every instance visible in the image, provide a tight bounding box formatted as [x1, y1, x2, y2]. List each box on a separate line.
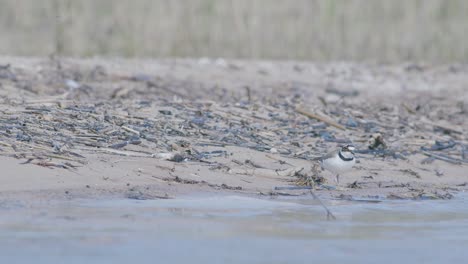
[339, 151, 354, 161]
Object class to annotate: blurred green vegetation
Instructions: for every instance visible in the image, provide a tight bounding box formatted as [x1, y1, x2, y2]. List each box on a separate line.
[0, 0, 467, 62]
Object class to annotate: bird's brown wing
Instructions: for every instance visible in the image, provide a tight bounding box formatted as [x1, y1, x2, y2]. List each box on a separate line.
[319, 149, 339, 161]
[309, 149, 339, 161]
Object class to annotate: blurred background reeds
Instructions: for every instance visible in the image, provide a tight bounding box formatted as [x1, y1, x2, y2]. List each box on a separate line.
[1, 0, 467, 62]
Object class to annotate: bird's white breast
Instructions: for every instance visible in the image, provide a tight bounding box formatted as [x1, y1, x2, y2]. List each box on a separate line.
[321, 154, 355, 174]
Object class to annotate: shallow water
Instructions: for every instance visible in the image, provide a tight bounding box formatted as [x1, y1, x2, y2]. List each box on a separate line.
[0, 194, 467, 264]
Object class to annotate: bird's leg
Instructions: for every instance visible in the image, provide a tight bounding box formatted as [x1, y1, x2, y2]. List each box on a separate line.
[334, 174, 346, 191]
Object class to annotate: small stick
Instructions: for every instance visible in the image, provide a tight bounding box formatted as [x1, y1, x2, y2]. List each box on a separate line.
[265, 154, 294, 166]
[421, 120, 463, 134]
[421, 151, 463, 165]
[275, 186, 312, 190]
[87, 147, 150, 157]
[296, 108, 345, 130]
[15, 141, 51, 152]
[121, 126, 140, 136]
[0, 141, 12, 147]
[46, 154, 84, 163]
[401, 103, 415, 114]
[245, 86, 251, 102]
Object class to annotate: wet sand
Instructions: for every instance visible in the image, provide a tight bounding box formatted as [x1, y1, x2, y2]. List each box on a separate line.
[0, 56, 467, 201]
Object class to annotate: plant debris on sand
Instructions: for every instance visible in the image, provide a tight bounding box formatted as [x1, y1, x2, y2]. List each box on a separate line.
[0, 57, 467, 200]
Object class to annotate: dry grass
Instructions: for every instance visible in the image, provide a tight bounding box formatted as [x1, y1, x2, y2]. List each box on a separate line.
[0, 0, 467, 62]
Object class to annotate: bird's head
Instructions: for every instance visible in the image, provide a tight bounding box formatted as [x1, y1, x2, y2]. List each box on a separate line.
[341, 144, 355, 154]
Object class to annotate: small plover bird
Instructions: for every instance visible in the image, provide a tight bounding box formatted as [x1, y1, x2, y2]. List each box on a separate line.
[319, 145, 356, 184]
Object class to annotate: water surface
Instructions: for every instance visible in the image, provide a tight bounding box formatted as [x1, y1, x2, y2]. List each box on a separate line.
[0, 194, 467, 264]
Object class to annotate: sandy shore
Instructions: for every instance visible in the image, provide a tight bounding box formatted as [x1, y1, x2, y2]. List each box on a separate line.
[0, 57, 467, 201]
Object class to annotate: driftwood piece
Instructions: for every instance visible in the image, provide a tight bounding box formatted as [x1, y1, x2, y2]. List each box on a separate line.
[421, 151, 463, 165]
[295, 108, 346, 130]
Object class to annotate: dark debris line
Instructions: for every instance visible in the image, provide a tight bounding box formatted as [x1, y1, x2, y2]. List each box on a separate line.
[0, 61, 467, 172]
